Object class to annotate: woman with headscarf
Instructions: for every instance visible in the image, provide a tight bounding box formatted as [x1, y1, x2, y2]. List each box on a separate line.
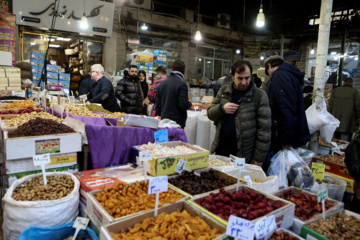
[139, 70, 150, 115]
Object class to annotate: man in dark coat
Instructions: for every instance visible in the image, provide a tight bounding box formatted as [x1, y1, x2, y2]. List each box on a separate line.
[87, 64, 121, 112]
[263, 55, 311, 170]
[155, 59, 192, 128]
[115, 65, 143, 114]
[207, 60, 271, 165]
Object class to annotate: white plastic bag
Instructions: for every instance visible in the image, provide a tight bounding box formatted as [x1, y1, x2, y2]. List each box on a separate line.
[310, 173, 346, 201]
[2, 172, 80, 240]
[305, 102, 327, 134]
[267, 148, 315, 190]
[319, 111, 340, 144]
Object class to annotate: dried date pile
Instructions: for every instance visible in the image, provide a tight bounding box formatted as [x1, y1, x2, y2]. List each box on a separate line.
[8, 118, 75, 138]
[168, 169, 236, 195]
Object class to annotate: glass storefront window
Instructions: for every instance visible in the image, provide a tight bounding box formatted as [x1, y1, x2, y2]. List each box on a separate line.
[195, 57, 204, 78]
[215, 49, 232, 60]
[197, 46, 214, 57]
[214, 60, 222, 80]
[205, 59, 214, 80]
[22, 33, 46, 60]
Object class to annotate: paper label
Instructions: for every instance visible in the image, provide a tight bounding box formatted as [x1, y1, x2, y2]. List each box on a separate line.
[139, 151, 153, 162]
[318, 188, 328, 202]
[311, 162, 325, 181]
[244, 175, 253, 187]
[33, 153, 51, 166]
[226, 215, 255, 240]
[175, 158, 191, 174]
[235, 157, 245, 169]
[79, 94, 88, 101]
[154, 129, 168, 143]
[194, 106, 199, 110]
[148, 176, 168, 194]
[73, 217, 90, 230]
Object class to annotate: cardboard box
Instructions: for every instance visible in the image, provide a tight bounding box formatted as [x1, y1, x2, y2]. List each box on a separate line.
[0, 12, 15, 29]
[137, 55, 153, 63]
[32, 73, 42, 81]
[168, 168, 238, 198]
[272, 187, 344, 235]
[59, 80, 70, 91]
[31, 66, 43, 74]
[4, 131, 82, 160]
[47, 72, 58, 79]
[0, 69, 5, 77]
[7, 77, 20, 86]
[153, 59, 166, 68]
[6, 86, 20, 91]
[0, 26, 15, 41]
[4, 153, 78, 174]
[30, 59, 44, 67]
[312, 155, 352, 179]
[46, 64, 58, 73]
[0, 77, 7, 86]
[154, 50, 167, 58]
[0, 40, 14, 52]
[132, 141, 209, 176]
[318, 144, 334, 155]
[100, 201, 227, 240]
[47, 79, 58, 86]
[59, 73, 71, 81]
[31, 52, 45, 60]
[300, 210, 360, 240]
[86, 183, 188, 230]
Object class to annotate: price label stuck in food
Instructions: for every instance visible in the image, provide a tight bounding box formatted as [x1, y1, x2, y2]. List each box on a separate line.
[148, 176, 168, 195]
[311, 162, 325, 181]
[72, 217, 90, 240]
[33, 153, 51, 185]
[175, 158, 191, 174]
[139, 151, 153, 162]
[317, 188, 328, 203]
[226, 215, 255, 240]
[154, 129, 168, 143]
[244, 175, 253, 187]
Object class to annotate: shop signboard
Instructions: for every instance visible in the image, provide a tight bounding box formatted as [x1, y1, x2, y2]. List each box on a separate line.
[13, 0, 114, 37]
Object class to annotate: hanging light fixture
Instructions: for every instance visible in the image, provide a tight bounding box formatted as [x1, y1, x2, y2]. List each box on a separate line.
[194, 0, 202, 41]
[236, 49, 241, 54]
[141, 23, 148, 30]
[256, 0, 265, 27]
[310, 48, 315, 54]
[80, 0, 88, 29]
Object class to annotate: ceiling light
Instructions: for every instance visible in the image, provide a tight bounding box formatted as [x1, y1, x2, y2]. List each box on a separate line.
[310, 48, 315, 54]
[49, 44, 60, 48]
[356, 57, 359, 60]
[331, 51, 337, 55]
[80, 0, 88, 29]
[57, 37, 72, 41]
[260, 56, 264, 60]
[207, 61, 211, 64]
[195, 30, 202, 41]
[199, 58, 202, 61]
[236, 49, 241, 54]
[140, 23, 148, 30]
[256, 1, 265, 27]
[334, 56, 338, 60]
[31, 43, 36, 45]
[49, 38, 55, 42]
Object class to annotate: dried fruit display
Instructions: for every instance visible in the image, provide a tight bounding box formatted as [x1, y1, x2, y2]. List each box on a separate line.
[278, 188, 332, 221]
[1, 100, 37, 109]
[94, 181, 184, 219]
[209, 159, 234, 167]
[0, 107, 43, 114]
[12, 175, 74, 201]
[168, 169, 236, 195]
[110, 210, 221, 240]
[317, 155, 345, 166]
[4, 111, 63, 127]
[240, 177, 264, 183]
[268, 231, 299, 240]
[8, 118, 75, 138]
[307, 211, 360, 240]
[195, 188, 282, 221]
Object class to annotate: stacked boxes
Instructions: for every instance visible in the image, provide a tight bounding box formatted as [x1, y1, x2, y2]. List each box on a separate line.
[31, 52, 45, 86]
[0, 12, 16, 66]
[59, 73, 71, 92]
[0, 67, 21, 90]
[46, 65, 59, 88]
[138, 62, 153, 74]
[153, 50, 167, 68]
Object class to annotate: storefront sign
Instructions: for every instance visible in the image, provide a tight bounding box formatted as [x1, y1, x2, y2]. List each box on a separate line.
[243, 42, 261, 58]
[13, 0, 114, 37]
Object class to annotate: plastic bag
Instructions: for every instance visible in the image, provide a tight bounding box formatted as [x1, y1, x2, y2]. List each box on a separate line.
[267, 148, 315, 190]
[158, 118, 181, 128]
[345, 131, 360, 178]
[319, 110, 340, 145]
[310, 173, 346, 201]
[294, 148, 315, 167]
[19, 221, 99, 240]
[305, 102, 327, 134]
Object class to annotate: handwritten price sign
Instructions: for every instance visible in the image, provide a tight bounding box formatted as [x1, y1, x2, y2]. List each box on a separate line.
[139, 151, 153, 162]
[235, 158, 245, 169]
[175, 159, 191, 174]
[148, 176, 168, 194]
[154, 129, 169, 143]
[317, 188, 328, 203]
[244, 175, 253, 187]
[226, 215, 255, 240]
[33, 153, 51, 166]
[255, 215, 277, 239]
[311, 162, 325, 181]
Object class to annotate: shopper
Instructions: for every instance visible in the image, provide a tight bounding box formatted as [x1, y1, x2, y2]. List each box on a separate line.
[263, 55, 310, 171]
[328, 78, 360, 141]
[207, 60, 271, 165]
[148, 66, 167, 117]
[139, 70, 150, 115]
[77, 74, 95, 97]
[155, 60, 191, 128]
[86, 64, 121, 112]
[115, 65, 143, 114]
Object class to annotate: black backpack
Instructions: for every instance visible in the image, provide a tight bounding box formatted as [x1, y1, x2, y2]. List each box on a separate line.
[345, 131, 360, 178]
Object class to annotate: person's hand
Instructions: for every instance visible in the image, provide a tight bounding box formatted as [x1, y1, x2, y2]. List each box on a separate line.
[282, 145, 291, 150]
[223, 102, 239, 114]
[250, 159, 263, 166]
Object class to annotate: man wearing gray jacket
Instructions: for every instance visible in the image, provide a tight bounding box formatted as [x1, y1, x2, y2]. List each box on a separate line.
[207, 60, 271, 166]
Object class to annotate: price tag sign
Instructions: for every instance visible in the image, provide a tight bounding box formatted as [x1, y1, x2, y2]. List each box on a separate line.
[226, 215, 255, 240]
[139, 151, 153, 162]
[72, 217, 90, 240]
[33, 153, 51, 185]
[317, 188, 328, 203]
[255, 215, 276, 240]
[79, 94, 88, 101]
[154, 129, 168, 143]
[194, 106, 199, 110]
[64, 89, 70, 97]
[235, 158, 245, 169]
[175, 159, 191, 174]
[311, 162, 325, 181]
[244, 175, 253, 187]
[148, 176, 168, 195]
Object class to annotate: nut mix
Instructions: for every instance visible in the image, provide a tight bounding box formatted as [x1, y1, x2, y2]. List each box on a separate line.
[168, 169, 236, 195]
[12, 175, 74, 201]
[317, 155, 345, 166]
[4, 111, 63, 127]
[95, 181, 184, 219]
[278, 188, 333, 221]
[307, 211, 360, 240]
[209, 159, 234, 167]
[268, 231, 299, 240]
[8, 118, 75, 138]
[86, 104, 111, 113]
[110, 210, 221, 240]
[240, 176, 264, 183]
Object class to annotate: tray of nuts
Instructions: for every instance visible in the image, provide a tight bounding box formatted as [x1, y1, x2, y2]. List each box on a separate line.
[301, 210, 360, 240]
[268, 228, 304, 240]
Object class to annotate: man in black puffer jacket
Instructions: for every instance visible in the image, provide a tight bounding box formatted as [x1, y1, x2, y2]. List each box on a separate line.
[115, 65, 143, 114]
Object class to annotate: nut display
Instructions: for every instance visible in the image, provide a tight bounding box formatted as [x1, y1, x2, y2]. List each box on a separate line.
[209, 159, 234, 167]
[315, 178, 338, 185]
[1, 100, 37, 109]
[12, 175, 74, 201]
[278, 188, 332, 221]
[268, 231, 299, 240]
[307, 211, 360, 240]
[195, 187, 283, 221]
[168, 169, 236, 195]
[317, 155, 345, 166]
[95, 181, 184, 219]
[8, 118, 75, 138]
[106, 112, 127, 119]
[86, 104, 111, 113]
[68, 105, 102, 117]
[4, 111, 63, 127]
[110, 210, 221, 240]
